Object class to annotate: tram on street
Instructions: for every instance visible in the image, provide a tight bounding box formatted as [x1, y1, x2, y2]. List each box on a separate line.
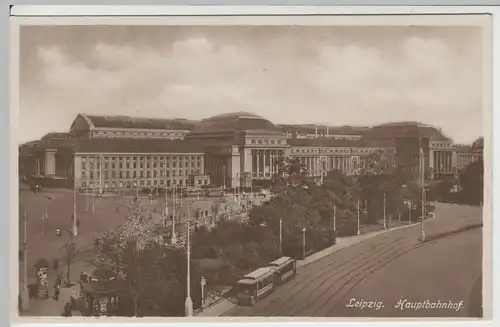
[268, 256, 297, 284]
[205, 187, 224, 197]
[235, 267, 275, 306]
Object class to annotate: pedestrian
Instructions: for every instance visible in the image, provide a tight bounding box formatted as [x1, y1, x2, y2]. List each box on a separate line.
[63, 301, 72, 316]
[53, 284, 60, 301]
[80, 272, 85, 284]
[69, 296, 76, 311]
[56, 275, 62, 287]
[83, 272, 88, 283]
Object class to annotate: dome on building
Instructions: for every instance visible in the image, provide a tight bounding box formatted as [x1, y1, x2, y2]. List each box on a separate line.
[189, 111, 278, 135]
[472, 137, 483, 150]
[363, 121, 451, 141]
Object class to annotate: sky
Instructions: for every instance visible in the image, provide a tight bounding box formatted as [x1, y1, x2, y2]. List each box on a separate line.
[19, 25, 485, 144]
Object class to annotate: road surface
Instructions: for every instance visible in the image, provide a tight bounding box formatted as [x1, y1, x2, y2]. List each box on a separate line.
[222, 203, 483, 318]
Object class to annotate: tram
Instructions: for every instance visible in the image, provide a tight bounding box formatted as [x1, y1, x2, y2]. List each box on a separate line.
[268, 256, 297, 284]
[235, 267, 275, 306]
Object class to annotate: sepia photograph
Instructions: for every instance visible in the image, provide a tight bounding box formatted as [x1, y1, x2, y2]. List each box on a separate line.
[11, 13, 491, 321]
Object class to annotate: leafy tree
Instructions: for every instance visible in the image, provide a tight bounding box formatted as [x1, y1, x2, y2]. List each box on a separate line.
[209, 201, 222, 225]
[91, 199, 154, 316]
[272, 155, 308, 191]
[456, 159, 484, 205]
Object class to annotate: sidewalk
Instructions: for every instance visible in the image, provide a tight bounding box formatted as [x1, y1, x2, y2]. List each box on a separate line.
[196, 214, 435, 317]
[21, 258, 96, 316]
[22, 284, 83, 317]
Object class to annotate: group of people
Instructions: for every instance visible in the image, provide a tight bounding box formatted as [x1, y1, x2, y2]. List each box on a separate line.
[53, 271, 90, 316]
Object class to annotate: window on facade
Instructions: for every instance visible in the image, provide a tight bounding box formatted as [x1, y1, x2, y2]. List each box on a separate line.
[173, 162, 177, 168]
[82, 172, 86, 178]
[82, 162, 86, 170]
[126, 171, 130, 178]
[166, 171, 170, 177]
[140, 171, 144, 178]
[173, 171, 177, 177]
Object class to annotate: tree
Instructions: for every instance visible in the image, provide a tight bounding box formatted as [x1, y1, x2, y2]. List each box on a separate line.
[209, 201, 222, 225]
[457, 160, 484, 205]
[91, 198, 154, 316]
[272, 155, 308, 191]
[60, 240, 78, 286]
[355, 149, 421, 224]
[120, 198, 154, 316]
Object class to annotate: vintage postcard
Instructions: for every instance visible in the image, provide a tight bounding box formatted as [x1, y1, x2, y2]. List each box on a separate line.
[10, 12, 492, 323]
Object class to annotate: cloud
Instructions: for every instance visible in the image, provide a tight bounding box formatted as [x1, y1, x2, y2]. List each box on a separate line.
[19, 28, 483, 145]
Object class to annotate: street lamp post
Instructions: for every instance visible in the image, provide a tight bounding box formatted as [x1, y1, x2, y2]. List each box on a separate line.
[201, 276, 206, 308]
[383, 192, 387, 230]
[279, 218, 283, 257]
[333, 204, 337, 240]
[171, 187, 177, 245]
[72, 179, 78, 237]
[92, 186, 95, 213]
[85, 190, 88, 212]
[419, 145, 426, 242]
[357, 200, 360, 236]
[408, 201, 412, 225]
[302, 227, 306, 260]
[185, 203, 194, 317]
[20, 208, 29, 311]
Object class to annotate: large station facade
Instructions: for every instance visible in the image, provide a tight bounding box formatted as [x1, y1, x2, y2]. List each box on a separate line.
[19, 112, 482, 192]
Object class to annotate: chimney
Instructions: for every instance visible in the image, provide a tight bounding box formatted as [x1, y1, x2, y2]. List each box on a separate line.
[315, 126, 318, 139]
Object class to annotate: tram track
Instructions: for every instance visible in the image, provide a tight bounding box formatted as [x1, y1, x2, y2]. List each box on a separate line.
[226, 220, 482, 317]
[261, 239, 407, 316]
[226, 236, 406, 316]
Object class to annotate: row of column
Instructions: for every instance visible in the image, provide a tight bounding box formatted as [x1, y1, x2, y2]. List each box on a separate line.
[298, 155, 354, 176]
[433, 151, 453, 172]
[252, 150, 282, 177]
